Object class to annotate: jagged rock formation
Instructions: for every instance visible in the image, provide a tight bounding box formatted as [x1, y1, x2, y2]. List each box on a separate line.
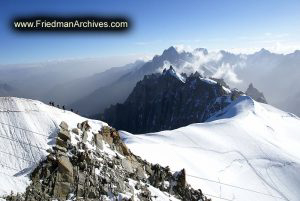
[246, 83, 267, 103]
[5, 121, 210, 201]
[102, 66, 236, 134]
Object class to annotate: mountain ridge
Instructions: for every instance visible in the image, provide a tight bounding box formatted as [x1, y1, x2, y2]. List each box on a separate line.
[1, 46, 299, 117]
[102, 66, 236, 133]
[70, 46, 300, 117]
[0, 97, 210, 201]
[245, 83, 267, 103]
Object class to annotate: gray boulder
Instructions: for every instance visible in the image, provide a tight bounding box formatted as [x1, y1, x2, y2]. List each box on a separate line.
[58, 129, 71, 141]
[59, 121, 69, 131]
[57, 155, 73, 181]
[95, 133, 104, 151]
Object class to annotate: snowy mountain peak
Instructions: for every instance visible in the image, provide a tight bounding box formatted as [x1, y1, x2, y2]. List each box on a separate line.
[162, 65, 186, 83]
[161, 46, 179, 57]
[162, 65, 175, 74]
[255, 48, 272, 55]
[103, 70, 234, 133]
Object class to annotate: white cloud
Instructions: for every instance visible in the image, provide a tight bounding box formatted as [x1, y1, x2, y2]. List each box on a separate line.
[212, 63, 243, 84]
[155, 48, 223, 77]
[174, 44, 193, 53]
[223, 33, 299, 54]
[224, 42, 300, 55]
[178, 50, 223, 75]
[155, 60, 173, 73]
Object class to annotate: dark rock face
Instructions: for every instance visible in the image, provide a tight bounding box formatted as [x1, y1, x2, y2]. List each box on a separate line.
[103, 67, 233, 134]
[246, 83, 267, 103]
[6, 121, 210, 201]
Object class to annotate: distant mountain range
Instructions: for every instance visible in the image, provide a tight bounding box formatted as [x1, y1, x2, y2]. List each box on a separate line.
[0, 68, 299, 200]
[0, 46, 299, 117]
[46, 60, 145, 106]
[72, 46, 300, 117]
[0, 59, 145, 105]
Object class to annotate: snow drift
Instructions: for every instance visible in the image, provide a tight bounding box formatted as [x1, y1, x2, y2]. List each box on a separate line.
[121, 96, 300, 201]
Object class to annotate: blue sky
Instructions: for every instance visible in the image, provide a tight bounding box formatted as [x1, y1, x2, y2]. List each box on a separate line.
[1, 0, 300, 64]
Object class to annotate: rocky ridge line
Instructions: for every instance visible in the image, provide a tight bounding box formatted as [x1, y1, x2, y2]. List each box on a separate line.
[5, 121, 210, 201]
[245, 83, 267, 103]
[102, 66, 242, 134]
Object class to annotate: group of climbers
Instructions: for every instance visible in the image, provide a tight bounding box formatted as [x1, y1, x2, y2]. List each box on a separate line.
[49, 101, 78, 114]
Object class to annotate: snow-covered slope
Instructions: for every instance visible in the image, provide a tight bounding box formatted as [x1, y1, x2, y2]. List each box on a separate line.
[121, 96, 300, 201]
[162, 66, 186, 83]
[0, 97, 107, 195]
[0, 97, 204, 201]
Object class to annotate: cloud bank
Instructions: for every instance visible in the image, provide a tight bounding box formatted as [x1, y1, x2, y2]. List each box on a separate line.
[212, 63, 243, 84]
[157, 47, 244, 85]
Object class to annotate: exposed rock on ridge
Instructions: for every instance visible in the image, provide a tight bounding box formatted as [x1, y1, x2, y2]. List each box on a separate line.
[103, 66, 236, 134]
[246, 83, 267, 103]
[6, 121, 210, 201]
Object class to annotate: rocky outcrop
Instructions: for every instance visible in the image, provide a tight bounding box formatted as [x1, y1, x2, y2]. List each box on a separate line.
[6, 121, 210, 201]
[246, 83, 267, 103]
[103, 66, 235, 133]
